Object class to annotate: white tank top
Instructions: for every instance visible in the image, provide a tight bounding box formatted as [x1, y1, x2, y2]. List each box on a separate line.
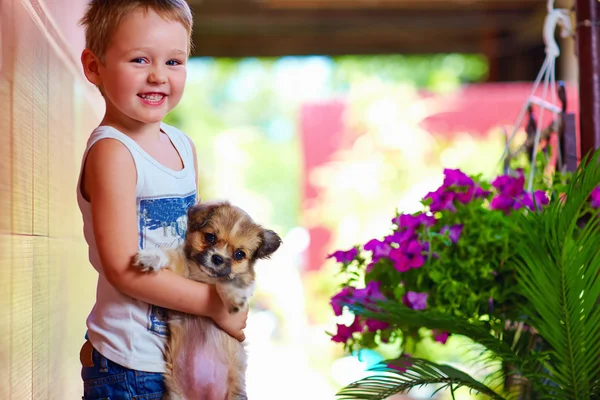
[77, 123, 197, 373]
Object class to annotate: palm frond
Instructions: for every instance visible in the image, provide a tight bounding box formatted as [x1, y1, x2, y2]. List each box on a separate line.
[336, 356, 506, 400]
[511, 149, 600, 399]
[345, 300, 546, 379]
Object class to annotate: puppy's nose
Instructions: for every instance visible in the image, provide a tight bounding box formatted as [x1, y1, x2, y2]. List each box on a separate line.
[211, 254, 224, 266]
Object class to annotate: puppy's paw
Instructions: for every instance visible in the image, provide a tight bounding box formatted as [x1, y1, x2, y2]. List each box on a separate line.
[228, 295, 248, 314]
[133, 248, 169, 273]
[217, 282, 255, 314]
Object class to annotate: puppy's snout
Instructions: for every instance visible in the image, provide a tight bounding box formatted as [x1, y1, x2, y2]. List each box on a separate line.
[218, 265, 231, 277]
[210, 254, 231, 277]
[211, 254, 224, 266]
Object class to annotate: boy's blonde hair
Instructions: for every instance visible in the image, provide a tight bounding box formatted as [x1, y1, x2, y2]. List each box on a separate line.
[80, 0, 194, 62]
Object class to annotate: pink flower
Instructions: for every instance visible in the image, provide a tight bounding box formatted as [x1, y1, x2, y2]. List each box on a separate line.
[365, 319, 389, 332]
[330, 282, 389, 334]
[353, 280, 386, 303]
[390, 240, 426, 272]
[490, 194, 515, 213]
[331, 317, 363, 343]
[331, 281, 386, 314]
[433, 331, 449, 344]
[455, 185, 475, 204]
[516, 190, 549, 211]
[330, 287, 354, 316]
[441, 224, 463, 244]
[443, 168, 475, 188]
[327, 247, 358, 263]
[364, 239, 392, 264]
[492, 170, 525, 198]
[441, 169, 477, 203]
[402, 291, 428, 310]
[384, 230, 416, 245]
[474, 186, 492, 199]
[392, 213, 436, 230]
[424, 188, 456, 212]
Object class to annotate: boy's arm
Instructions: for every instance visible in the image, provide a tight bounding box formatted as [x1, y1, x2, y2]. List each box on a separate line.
[83, 139, 246, 340]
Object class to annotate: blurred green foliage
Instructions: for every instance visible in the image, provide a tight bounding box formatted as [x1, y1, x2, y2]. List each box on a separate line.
[165, 54, 489, 236]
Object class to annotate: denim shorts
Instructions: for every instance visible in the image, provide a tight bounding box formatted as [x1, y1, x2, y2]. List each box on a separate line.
[81, 346, 166, 400]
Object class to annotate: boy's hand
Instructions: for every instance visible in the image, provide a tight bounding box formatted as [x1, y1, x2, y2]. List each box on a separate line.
[207, 285, 248, 342]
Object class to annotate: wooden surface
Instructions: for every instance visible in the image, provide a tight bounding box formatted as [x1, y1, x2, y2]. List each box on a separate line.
[187, 0, 549, 59]
[576, 0, 600, 158]
[0, 0, 103, 398]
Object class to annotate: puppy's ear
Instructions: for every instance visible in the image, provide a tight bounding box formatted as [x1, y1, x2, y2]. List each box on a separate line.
[255, 229, 282, 259]
[187, 201, 226, 231]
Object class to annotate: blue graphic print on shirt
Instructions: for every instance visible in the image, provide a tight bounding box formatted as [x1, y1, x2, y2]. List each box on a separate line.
[138, 191, 196, 337]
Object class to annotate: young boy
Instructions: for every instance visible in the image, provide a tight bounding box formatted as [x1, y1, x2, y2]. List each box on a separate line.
[76, 1, 248, 398]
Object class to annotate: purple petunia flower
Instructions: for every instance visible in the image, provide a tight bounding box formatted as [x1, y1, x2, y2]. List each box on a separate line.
[389, 240, 426, 272]
[364, 239, 392, 264]
[327, 247, 358, 263]
[441, 224, 463, 244]
[384, 229, 417, 245]
[591, 186, 600, 208]
[492, 170, 525, 198]
[441, 169, 476, 203]
[424, 188, 456, 212]
[443, 168, 475, 188]
[516, 190, 549, 211]
[331, 317, 363, 343]
[474, 186, 492, 199]
[365, 319, 390, 332]
[392, 213, 436, 230]
[330, 286, 355, 316]
[433, 331, 449, 344]
[490, 194, 516, 213]
[352, 280, 386, 303]
[402, 291, 428, 310]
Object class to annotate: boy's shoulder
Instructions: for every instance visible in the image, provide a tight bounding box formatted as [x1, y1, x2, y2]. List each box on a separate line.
[161, 122, 190, 139]
[161, 122, 195, 149]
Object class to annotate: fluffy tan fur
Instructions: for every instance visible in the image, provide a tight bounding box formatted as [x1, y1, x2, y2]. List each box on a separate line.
[133, 201, 282, 400]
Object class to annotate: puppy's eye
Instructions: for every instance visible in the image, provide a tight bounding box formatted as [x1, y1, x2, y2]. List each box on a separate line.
[204, 233, 216, 244]
[233, 250, 246, 261]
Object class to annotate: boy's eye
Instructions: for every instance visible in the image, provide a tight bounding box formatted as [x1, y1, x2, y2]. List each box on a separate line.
[233, 250, 246, 261]
[166, 60, 182, 66]
[204, 233, 216, 244]
[131, 58, 148, 64]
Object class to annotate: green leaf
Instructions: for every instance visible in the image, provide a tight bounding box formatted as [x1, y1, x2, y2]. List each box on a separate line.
[336, 356, 506, 400]
[344, 300, 544, 378]
[511, 149, 600, 399]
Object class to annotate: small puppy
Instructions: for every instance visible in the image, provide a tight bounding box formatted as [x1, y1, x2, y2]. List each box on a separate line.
[133, 201, 282, 400]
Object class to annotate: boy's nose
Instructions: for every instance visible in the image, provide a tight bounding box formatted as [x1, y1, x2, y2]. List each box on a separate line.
[148, 71, 167, 84]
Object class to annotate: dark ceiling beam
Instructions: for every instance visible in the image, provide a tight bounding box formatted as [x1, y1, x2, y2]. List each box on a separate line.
[187, 0, 544, 57]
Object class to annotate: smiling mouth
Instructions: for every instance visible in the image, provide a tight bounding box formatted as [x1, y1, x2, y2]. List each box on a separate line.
[137, 93, 167, 104]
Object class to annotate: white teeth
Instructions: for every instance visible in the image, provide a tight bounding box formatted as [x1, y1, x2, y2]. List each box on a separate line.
[140, 94, 164, 102]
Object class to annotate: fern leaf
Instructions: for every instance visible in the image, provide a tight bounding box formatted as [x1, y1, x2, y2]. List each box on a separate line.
[511, 150, 600, 399]
[336, 356, 506, 400]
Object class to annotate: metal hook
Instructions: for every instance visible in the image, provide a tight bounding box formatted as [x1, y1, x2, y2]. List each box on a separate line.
[543, 5, 573, 58]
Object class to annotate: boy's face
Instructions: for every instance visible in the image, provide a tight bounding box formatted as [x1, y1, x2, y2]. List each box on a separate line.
[95, 8, 188, 126]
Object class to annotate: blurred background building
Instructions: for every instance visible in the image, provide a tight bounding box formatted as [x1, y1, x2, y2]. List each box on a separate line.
[0, 0, 581, 399]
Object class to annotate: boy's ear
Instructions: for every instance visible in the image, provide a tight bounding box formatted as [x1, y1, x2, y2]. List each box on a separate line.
[81, 49, 102, 87]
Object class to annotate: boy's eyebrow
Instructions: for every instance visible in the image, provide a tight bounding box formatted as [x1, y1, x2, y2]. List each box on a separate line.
[124, 47, 187, 56]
